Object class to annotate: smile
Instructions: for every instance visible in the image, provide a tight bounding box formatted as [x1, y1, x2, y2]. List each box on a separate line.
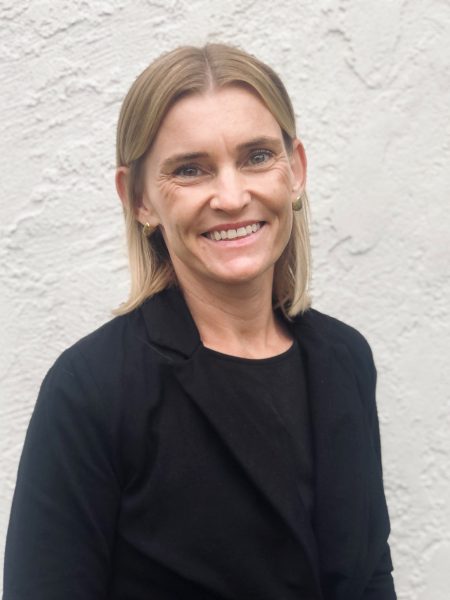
[203, 222, 264, 241]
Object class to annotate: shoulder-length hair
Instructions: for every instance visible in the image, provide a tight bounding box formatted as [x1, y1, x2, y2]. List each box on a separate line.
[115, 43, 311, 318]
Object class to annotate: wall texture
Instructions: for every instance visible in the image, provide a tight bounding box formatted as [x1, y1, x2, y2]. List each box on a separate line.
[1, 1, 449, 598]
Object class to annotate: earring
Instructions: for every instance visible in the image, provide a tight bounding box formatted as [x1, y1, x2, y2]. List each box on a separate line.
[292, 191, 306, 212]
[142, 222, 153, 237]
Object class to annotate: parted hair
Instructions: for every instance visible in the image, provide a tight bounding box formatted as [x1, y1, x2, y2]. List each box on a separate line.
[115, 43, 311, 317]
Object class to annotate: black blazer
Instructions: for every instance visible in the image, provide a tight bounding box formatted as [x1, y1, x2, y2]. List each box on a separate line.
[4, 288, 396, 600]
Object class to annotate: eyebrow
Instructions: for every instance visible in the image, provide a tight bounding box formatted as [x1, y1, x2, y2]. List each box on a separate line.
[159, 136, 283, 172]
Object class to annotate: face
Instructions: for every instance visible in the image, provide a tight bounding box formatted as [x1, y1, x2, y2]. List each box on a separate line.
[132, 87, 306, 294]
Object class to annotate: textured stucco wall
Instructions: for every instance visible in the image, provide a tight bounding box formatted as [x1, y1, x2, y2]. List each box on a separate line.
[1, 1, 449, 598]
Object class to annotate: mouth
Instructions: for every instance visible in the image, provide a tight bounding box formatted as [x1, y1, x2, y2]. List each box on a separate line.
[202, 221, 265, 241]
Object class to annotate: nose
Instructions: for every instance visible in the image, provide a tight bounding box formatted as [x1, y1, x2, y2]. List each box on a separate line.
[209, 166, 251, 212]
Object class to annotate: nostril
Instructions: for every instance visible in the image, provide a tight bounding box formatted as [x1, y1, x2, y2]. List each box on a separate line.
[209, 189, 251, 211]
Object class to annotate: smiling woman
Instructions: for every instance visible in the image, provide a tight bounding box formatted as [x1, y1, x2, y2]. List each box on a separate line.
[116, 87, 305, 320]
[4, 44, 397, 600]
[114, 44, 311, 326]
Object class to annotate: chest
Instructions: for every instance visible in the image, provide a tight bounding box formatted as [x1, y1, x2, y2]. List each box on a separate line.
[113, 367, 320, 599]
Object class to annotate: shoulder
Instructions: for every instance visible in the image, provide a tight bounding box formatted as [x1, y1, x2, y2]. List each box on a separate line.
[299, 307, 372, 351]
[42, 308, 154, 409]
[56, 307, 147, 373]
[41, 312, 132, 393]
[63, 309, 141, 362]
[294, 307, 376, 381]
[33, 308, 160, 458]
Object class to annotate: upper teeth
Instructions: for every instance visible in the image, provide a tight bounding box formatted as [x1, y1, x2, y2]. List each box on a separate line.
[206, 222, 261, 241]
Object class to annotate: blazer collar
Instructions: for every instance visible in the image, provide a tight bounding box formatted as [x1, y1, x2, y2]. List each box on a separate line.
[140, 287, 201, 358]
[140, 286, 317, 358]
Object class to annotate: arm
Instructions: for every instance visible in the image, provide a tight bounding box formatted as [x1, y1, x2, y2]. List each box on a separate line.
[362, 547, 396, 600]
[3, 348, 121, 599]
[362, 351, 397, 600]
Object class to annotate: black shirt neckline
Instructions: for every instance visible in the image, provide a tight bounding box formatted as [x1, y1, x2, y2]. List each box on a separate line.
[200, 338, 298, 365]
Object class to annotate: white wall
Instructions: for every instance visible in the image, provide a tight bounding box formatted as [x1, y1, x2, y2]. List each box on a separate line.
[1, 1, 449, 598]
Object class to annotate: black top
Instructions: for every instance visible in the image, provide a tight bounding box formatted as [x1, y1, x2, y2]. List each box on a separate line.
[203, 339, 314, 522]
[3, 289, 396, 600]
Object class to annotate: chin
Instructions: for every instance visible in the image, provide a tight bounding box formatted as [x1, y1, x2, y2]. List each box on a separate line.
[208, 265, 274, 286]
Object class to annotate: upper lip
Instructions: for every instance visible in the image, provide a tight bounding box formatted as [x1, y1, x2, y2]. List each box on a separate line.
[202, 220, 265, 235]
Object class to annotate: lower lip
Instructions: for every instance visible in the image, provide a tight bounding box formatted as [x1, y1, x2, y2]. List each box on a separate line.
[202, 224, 266, 247]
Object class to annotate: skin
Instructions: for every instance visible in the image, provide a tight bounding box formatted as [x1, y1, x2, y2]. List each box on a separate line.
[116, 86, 307, 358]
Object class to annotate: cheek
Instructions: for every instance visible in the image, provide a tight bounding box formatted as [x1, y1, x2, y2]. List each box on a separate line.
[268, 187, 293, 217]
[160, 209, 196, 249]
[149, 187, 181, 233]
[260, 166, 294, 201]
[166, 191, 209, 234]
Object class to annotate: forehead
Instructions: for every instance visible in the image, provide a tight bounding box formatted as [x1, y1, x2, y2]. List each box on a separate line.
[150, 86, 283, 157]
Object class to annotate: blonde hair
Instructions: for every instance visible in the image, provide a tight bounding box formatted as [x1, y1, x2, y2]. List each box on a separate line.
[115, 43, 312, 318]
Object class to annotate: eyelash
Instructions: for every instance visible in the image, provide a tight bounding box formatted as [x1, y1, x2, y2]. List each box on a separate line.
[173, 165, 203, 178]
[172, 148, 275, 178]
[248, 148, 274, 165]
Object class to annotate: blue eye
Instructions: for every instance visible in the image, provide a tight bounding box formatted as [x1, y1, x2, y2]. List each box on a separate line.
[174, 165, 202, 177]
[248, 149, 273, 165]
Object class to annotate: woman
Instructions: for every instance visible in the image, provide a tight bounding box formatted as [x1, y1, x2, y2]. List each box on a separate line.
[4, 44, 396, 599]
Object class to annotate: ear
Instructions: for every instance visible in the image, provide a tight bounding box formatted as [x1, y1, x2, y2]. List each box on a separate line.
[115, 166, 161, 227]
[289, 138, 307, 197]
[115, 166, 131, 209]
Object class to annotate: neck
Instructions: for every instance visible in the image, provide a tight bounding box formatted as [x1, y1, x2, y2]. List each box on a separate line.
[178, 274, 293, 359]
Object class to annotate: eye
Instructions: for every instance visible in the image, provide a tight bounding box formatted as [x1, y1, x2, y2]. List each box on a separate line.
[247, 149, 274, 166]
[173, 165, 203, 178]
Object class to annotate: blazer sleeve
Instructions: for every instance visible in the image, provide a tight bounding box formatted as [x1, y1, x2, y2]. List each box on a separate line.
[3, 348, 121, 600]
[362, 348, 397, 600]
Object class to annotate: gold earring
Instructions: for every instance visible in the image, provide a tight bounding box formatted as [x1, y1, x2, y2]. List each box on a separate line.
[292, 191, 306, 212]
[142, 222, 153, 237]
